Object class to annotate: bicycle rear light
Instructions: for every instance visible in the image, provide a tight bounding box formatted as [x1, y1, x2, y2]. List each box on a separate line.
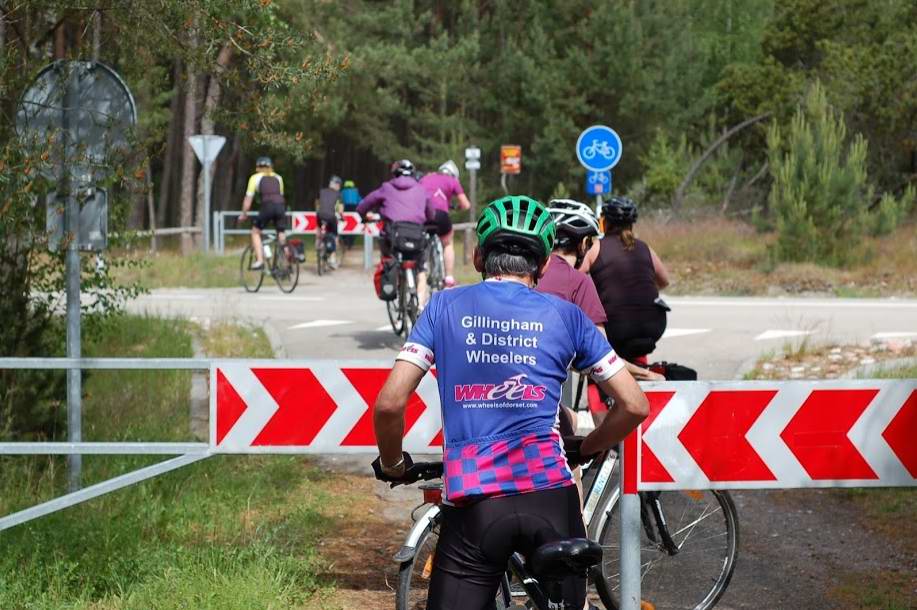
[420, 482, 442, 505]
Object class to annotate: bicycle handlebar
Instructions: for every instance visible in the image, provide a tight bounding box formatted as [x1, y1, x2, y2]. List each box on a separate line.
[391, 461, 444, 487]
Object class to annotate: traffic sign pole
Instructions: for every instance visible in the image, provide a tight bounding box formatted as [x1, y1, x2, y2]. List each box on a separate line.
[189, 135, 226, 253]
[465, 147, 481, 265]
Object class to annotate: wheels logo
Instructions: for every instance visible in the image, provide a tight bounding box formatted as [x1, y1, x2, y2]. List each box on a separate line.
[453, 374, 547, 402]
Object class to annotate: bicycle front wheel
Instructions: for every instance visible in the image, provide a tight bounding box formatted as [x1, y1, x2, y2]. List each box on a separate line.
[273, 246, 300, 293]
[596, 490, 739, 610]
[239, 245, 264, 293]
[397, 519, 439, 610]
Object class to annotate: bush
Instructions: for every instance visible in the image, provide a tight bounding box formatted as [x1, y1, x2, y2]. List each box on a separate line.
[767, 81, 913, 266]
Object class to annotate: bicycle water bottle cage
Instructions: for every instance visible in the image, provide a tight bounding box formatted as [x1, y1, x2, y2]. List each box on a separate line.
[529, 538, 603, 581]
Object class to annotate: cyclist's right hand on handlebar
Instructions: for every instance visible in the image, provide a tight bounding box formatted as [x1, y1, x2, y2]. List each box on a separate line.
[239, 212, 249, 222]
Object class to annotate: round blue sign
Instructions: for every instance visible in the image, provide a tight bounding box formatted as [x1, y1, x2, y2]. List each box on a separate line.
[576, 124, 623, 172]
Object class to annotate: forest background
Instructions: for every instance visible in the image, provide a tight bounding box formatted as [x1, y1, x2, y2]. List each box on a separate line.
[3, 0, 915, 249]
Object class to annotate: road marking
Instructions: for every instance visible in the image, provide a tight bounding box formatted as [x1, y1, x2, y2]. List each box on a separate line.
[375, 324, 394, 332]
[144, 294, 204, 300]
[665, 297, 917, 309]
[257, 296, 324, 302]
[661, 328, 710, 339]
[288, 320, 353, 330]
[871, 332, 917, 339]
[754, 330, 814, 341]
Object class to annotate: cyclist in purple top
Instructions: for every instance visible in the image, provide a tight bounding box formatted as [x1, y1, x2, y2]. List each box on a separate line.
[420, 160, 472, 287]
[357, 159, 436, 226]
[371, 195, 648, 609]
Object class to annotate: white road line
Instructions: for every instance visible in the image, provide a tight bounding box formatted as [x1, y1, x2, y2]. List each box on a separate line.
[871, 332, 917, 339]
[754, 329, 814, 341]
[257, 296, 325, 302]
[143, 294, 204, 300]
[665, 297, 917, 309]
[661, 328, 710, 339]
[375, 324, 395, 332]
[288, 320, 353, 330]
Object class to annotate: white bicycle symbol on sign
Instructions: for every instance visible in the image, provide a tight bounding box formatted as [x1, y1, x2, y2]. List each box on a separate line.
[588, 172, 609, 185]
[582, 138, 617, 162]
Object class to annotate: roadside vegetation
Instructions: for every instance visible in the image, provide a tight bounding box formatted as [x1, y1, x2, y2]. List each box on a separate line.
[0, 316, 342, 609]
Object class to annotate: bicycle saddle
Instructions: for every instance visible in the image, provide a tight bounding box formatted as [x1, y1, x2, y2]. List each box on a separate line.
[618, 337, 657, 360]
[529, 538, 603, 581]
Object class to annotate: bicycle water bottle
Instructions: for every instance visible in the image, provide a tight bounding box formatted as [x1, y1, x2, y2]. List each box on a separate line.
[263, 244, 272, 259]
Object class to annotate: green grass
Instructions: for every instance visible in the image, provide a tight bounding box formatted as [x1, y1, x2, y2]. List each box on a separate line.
[0, 315, 335, 609]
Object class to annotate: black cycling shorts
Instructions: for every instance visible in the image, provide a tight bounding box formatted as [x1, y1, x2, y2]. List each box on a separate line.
[426, 484, 586, 610]
[318, 213, 338, 236]
[432, 209, 452, 237]
[253, 202, 287, 232]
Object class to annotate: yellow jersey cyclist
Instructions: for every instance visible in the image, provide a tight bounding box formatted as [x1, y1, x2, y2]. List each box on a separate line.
[240, 156, 286, 270]
[371, 196, 649, 609]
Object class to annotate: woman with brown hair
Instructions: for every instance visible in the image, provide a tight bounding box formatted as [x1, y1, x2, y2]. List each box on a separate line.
[587, 196, 670, 363]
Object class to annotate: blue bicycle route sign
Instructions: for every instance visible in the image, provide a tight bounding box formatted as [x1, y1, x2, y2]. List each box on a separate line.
[585, 170, 612, 195]
[576, 124, 623, 172]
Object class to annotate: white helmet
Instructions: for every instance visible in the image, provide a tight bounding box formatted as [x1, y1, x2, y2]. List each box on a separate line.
[547, 199, 600, 243]
[439, 160, 460, 180]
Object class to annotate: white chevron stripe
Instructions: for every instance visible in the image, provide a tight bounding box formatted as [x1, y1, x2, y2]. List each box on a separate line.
[404, 373, 444, 453]
[746, 384, 811, 483]
[217, 366, 278, 450]
[641, 384, 709, 488]
[850, 381, 917, 480]
[309, 364, 371, 451]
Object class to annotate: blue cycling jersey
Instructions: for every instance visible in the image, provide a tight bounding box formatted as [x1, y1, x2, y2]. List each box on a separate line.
[396, 279, 624, 504]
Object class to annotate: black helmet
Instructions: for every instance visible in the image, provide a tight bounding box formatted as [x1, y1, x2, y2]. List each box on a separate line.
[391, 159, 415, 178]
[602, 196, 638, 226]
[255, 156, 273, 168]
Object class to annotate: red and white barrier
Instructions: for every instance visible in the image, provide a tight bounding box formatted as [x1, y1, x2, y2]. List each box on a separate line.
[639, 381, 916, 490]
[210, 362, 916, 490]
[210, 362, 442, 453]
[289, 211, 382, 236]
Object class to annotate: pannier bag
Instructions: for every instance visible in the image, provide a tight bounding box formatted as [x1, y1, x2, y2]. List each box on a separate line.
[374, 256, 397, 301]
[288, 239, 306, 262]
[323, 232, 337, 253]
[390, 221, 426, 254]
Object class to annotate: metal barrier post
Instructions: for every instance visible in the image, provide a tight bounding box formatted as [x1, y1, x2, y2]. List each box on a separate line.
[619, 430, 641, 610]
[364, 232, 373, 271]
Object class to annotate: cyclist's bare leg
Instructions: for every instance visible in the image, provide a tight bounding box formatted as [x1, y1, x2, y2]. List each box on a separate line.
[251, 227, 264, 265]
[442, 229, 456, 280]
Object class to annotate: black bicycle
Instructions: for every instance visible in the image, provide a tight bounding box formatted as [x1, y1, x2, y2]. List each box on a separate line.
[385, 250, 421, 337]
[239, 233, 300, 293]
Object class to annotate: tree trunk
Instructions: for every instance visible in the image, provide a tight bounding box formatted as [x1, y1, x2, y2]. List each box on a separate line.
[157, 61, 182, 228]
[213, 135, 238, 214]
[90, 10, 100, 60]
[179, 35, 199, 254]
[194, 43, 233, 238]
[672, 112, 772, 211]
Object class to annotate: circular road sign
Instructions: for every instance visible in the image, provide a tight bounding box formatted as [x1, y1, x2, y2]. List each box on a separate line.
[576, 124, 622, 172]
[15, 60, 137, 184]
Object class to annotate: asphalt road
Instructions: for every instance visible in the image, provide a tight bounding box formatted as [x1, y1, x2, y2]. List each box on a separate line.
[127, 268, 917, 378]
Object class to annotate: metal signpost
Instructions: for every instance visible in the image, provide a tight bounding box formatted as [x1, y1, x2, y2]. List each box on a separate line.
[500, 144, 521, 194]
[464, 146, 481, 264]
[575, 123, 634, 606]
[15, 60, 137, 492]
[188, 135, 226, 253]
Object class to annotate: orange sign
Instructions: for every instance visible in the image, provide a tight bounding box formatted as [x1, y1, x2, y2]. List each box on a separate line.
[500, 145, 522, 174]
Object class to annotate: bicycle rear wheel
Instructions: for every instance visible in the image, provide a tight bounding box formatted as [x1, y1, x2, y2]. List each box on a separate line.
[273, 245, 300, 293]
[386, 267, 405, 335]
[396, 517, 516, 610]
[595, 489, 739, 610]
[239, 245, 264, 293]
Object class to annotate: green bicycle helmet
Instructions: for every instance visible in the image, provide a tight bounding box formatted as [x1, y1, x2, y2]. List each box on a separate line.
[476, 195, 555, 262]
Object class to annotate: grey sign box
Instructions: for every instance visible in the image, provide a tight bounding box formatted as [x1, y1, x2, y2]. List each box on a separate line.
[46, 188, 108, 252]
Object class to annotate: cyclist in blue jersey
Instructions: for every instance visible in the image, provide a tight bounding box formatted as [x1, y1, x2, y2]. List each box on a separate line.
[371, 196, 649, 610]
